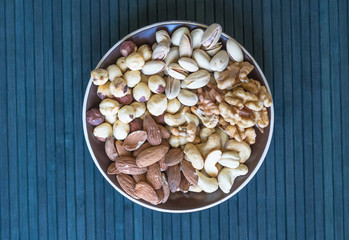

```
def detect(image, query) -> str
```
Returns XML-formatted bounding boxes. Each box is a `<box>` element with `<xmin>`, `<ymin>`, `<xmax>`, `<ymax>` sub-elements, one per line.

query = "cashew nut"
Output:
<box><xmin>184</xmin><ymin>113</ymin><xmax>200</xmax><ymax>126</ymax></box>
<box><xmin>218</xmin><ymin>165</ymin><xmax>248</xmax><ymax>193</ymax></box>
<box><xmin>215</xmin><ymin>127</ymin><xmax>229</xmax><ymax>148</ymax></box>
<box><xmin>225</xmin><ymin>140</ymin><xmax>251</xmax><ymax>163</ymax></box>
<box><xmin>195</xmin><ymin>133</ymin><xmax>221</xmax><ymax>158</ymax></box>
<box><xmin>183</xmin><ymin>143</ymin><xmax>204</xmax><ymax>170</ymax></box>
<box><xmin>218</xmin><ymin>151</ymin><xmax>240</xmax><ymax>168</ymax></box>
<box><xmin>164</xmin><ymin>107</ymin><xmax>190</xmax><ymax>126</ymax></box>
<box><xmin>196</xmin><ymin>170</ymin><xmax>218</xmax><ymax>193</ymax></box>
<box><xmin>199</xmin><ymin>127</ymin><xmax>216</xmax><ymax>143</ymax></box>
<box><xmin>204</xmin><ymin>149</ymin><xmax>222</xmax><ymax>177</ymax></box>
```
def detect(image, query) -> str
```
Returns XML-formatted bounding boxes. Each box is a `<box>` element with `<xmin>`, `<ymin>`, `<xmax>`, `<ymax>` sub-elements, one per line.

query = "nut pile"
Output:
<box><xmin>87</xmin><ymin>23</ymin><xmax>272</xmax><ymax>205</ymax></box>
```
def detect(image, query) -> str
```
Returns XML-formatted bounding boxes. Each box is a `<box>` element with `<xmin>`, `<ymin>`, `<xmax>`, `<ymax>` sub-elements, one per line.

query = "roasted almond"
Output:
<box><xmin>181</xmin><ymin>160</ymin><xmax>198</xmax><ymax>186</ymax></box>
<box><xmin>158</xmin><ymin>124</ymin><xmax>170</xmax><ymax>139</ymax></box>
<box><xmin>164</xmin><ymin>148</ymin><xmax>184</xmax><ymax>166</ymax></box>
<box><xmin>133</xmin><ymin>141</ymin><xmax>152</xmax><ymax>157</ymax></box>
<box><xmin>107</xmin><ymin>162</ymin><xmax>120</xmax><ymax>175</ymax></box>
<box><xmin>123</xmin><ymin>130</ymin><xmax>147</xmax><ymax>151</ymax></box>
<box><xmin>115</xmin><ymin>140</ymin><xmax>132</xmax><ymax>157</ymax></box>
<box><xmin>115</xmin><ymin>157</ymin><xmax>147</xmax><ymax>174</ymax></box>
<box><xmin>156</xmin><ymin>188</ymin><xmax>164</xmax><ymax>204</ymax></box>
<box><xmin>146</xmin><ymin>163</ymin><xmax>162</xmax><ymax>190</ymax></box>
<box><xmin>178</xmin><ymin>172</ymin><xmax>190</xmax><ymax>192</ymax></box>
<box><xmin>153</xmin><ymin>112</ymin><xmax>166</xmax><ymax>125</ymax></box>
<box><xmin>136</xmin><ymin>145</ymin><xmax>169</xmax><ymax>167</ymax></box>
<box><xmin>134</xmin><ymin>181</ymin><xmax>160</xmax><ymax>204</ymax></box>
<box><xmin>166</xmin><ymin>164</ymin><xmax>181</xmax><ymax>193</ymax></box>
<box><xmin>105</xmin><ymin>137</ymin><xmax>118</xmax><ymax>161</ymax></box>
<box><xmin>133</xmin><ymin>174</ymin><xmax>146</xmax><ymax>183</ymax></box>
<box><xmin>161</xmin><ymin>173</ymin><xmax>170</xmax><ymax>203</ymax></box>
<box><xmin>158</xmin><ymin>156</ymin><xmax>169</xmax><ymax>171</ymax></box>
<box><xmin>117</xmin><ymin>174</ymin><xmax>139</xmax><ymax>199</ymax></box>
<box><xmin>143</xmin><ymin>115</ymin><xmax>162</xmax><ymax>145</ymax></box>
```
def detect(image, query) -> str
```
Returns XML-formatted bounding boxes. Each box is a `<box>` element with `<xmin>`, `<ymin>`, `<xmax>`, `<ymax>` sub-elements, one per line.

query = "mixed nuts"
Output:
<box><xmin>87</xmin><ymin>23</ymin><xmax>272</xmax><ymax>205</ymax></box>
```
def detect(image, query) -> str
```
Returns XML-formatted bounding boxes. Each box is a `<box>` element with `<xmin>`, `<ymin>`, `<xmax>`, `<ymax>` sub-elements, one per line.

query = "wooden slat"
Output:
<box><xmin>0</xmin><ymin>0</ymin><xmax>348</xmax><ymax>239</ymax></box>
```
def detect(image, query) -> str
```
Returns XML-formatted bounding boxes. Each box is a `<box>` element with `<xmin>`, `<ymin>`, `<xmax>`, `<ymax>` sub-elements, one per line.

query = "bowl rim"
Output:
<box><xmin>82</xmin><ymin>20</ymin><xmax>274</xmax><ymax>213</ymax></box>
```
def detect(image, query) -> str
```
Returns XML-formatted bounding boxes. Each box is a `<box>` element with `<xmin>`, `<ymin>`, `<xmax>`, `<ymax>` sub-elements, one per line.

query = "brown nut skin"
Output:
<box><xmin>120</xmin><ymin>41</ymin><xmax>137</xmax><ymax>57</ymax></box>
<box><xmin>115</xmin><ymin>92</ymin><xmax>133</xmax><ymax>105</ymax></box>
<box><xmin>153</xmin><ymin>112</ymin><xmax>166</xmax><ymax>125</ymax></box>
<box><xmin>129</xmin><ymin>118</ymin><xmax>143</xmax><ymax>132</ymax></box>
<box><xmin>86</xmin><ymin>108</ymin><xmax>105</xmax><ymax>126</ymax></box>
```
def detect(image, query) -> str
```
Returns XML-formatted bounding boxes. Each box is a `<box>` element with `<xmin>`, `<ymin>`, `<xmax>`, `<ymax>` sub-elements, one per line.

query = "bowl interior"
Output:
<box><xmin>84</xmin><ymin>22</ymin><xmax>273</xmax><ymax>212</ymax></box>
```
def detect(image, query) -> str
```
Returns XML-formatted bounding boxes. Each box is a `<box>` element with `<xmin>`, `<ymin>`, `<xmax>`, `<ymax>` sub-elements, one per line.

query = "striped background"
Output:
<box><xmin>0</xmin><ymin>0</ymin><xmax>348</xmax><ymax>239</ymax></box>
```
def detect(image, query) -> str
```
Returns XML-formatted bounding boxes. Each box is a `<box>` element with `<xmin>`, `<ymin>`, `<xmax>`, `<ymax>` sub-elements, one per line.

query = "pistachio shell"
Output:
<box><xmin>141</xmin><ymin>61</ymin><xmax>166</xmax><ymax>75</ymax></box>
<box><xmin>192</xmin><ymin>49</ymin><xmax>211</xmax><ymax>71</ymax></box>
<box><xmin>184</xmin><ymin>70</ymin><xmax>211</xmax><ymax>89</ymax></box>
<box><xmin>209</xmin><ymin>50</ymin><xmax>229</xmax><ymax>72</ymax></box>
<box><xmin>179</xmin><ymin>33</ymin><xmax>193</xmax><ymax>58</ymax></box>
<box><xmin>191</xmin><ymin>28</ymin><xmax>204</xmax><ymax>49</ymax></box>
<box><xmin>167</xmin><ymin>63</ymin><xmax>188</xmax><ymax>80</ymax></box>
<box><xmin>178</xmin><ymin>57</ymin><xmax>199</xmax><ymax>72</ymax></box>
<box><xmin>201</xmin><ymin>23</ymin><xmax>222</xmax><ymax>50</ymax></box>
<box><xmin>226</xmin><ymin>38</ymin><xmax>244</xmax><ymax>62</ymax></box>
<box><xmin>171</xmin><ymin>27</ymin><xmax>190</xmax><ymax>46</ymax></box>
<box><xmin>206</xmin><ymin>42</ymin><xmax>222</xmax><ymax>57</ymax></box>
<box><xmin>165</xmin><ymin>76</ymin><xmax>181</xmax><ymax>99</ymax></box>
<box><xmin>156</xmin><ymin>30</ymin><xmax>171</xmax><ymax>43</ymax></box>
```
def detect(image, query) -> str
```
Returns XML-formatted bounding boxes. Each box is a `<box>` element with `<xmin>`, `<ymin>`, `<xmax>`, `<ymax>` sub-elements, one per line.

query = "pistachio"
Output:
<box><xmin>165</xmin><ymin>76</ymin><xmax>181</xmax><ymax>99</ymax></box>
<box><xmin>91</xmin><ymin>69</ymin><xmax>108</xmax><ymax>85</ymax></box>
<box><xmin>177</xmin><ymin>89</ymin><xmax>198</xmax><ymax>106</ymax></box>
<box><xmin>179</xmin><ymin>33</ymin><xmax>193</xmax><ymax>58</ymax></box>
<box><xmin>126</xmin><ymin>52</ymin><xmax>145</xmax><ymax>70</ymax></box>
<box><xmin>133</xmin><ymin>82</ymin><xmax>151</xmax><ymax>102</ymax></box>
<box><xmin>191</xmin><ymin>28</ymin><xmax>204</xmax><ymax>49</ymax></box>
<box><xmin>167</xmin><ymin>63</ymin><xmax>188</xmax><ymax>80</ymax></box>
<box><xmin>156</xmin><ymin>30</ymin><xmax>171</xmax><ymax>43</ymax></box>
<box><xmin>184</xmin><ymin>70</ymin><xmax>211</xmax><ymax>89</ymax></box>
<box><xmin>141</xmin><ymin>61</ymin><xmax>166</xmax><ymax>75</ymax></box>
<box><xmin>192</xmin><ymin>49</ymin><xmax>211</xmax><ymax>71</ymax></box>
<box><xmin>152</xmin><ymin>41</ymin><xmax>170</xmax><ymax>60</ymax></box>
<box><xmin>116</xmin><ymin>57</ymin><xmax>128</xmax><ymax>73</ymax></box>
<box><xmin>120</xmin><ymin>41</ymin><xmax>137</xmax><ymax>57</ymax></box>
<box><xmin>171</xmin><ymin>27</ymin><xmax>190</xmax><ymax>46</ymax></box>
<box><xmin>148</xmin><ymin>75</ymin><xmax>166</xmax><ymax>93</ymax></box>
<box><xmin>164</xmin><ymin>47</ymin><xmax>179</xmax><ymax>68</ymax></box>
<box><xmin>206</xmin><ymin>42</ymin><xmax>222</xmax><ymax>57</ymax></box>
<box><xmin>178</xmin><ymin>57</ymin><xmax>199</xmax><ymax>72</ymax></box>
<box><xmin>124</xmin><ymin>70</ymin><xmax>141</xmax><ymax>87</ymax></box>
<box><xmin>201</xmin><ymin>23</ymin><xmax>222</xmax><ymax>50</ymax></box>
<box><xmin>209</xmin><ymin>50</ymin><xmax>229</xmax><ymax>72</ymax></box>
<box><xmin>110</xmin><ymin>78</ymin><xmax>129</xmax><ymax>98</ymax></box>
<box><xmin>152</xmin><ymin>42</ymin><xmax>158</xmax><ymax>51</ymax></box>
<box><xmin>147</xmin><ymin>94</ymin><xmax>168</xmax><ymax>116</ymax></box>
<box><xmin>226</xmin><ymin>38</ymin><xmax>244</xmax><ymax>62</ymax></box>
<box><xmin>137</xmin><ymin>44</ymin><xmax>152</xmax><ymax>62</ymax></box>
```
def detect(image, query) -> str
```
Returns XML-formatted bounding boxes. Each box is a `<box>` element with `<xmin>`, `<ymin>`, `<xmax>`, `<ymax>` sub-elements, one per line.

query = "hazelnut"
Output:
<box><xmin>130</xmin><ymin>102</ymin><xmax>146</xmax><ymax>118</ymax></box>
<box><xmin>110</xmin><ymin>78</ymin><xmax>129</xmax><ymax>98</ymax></box>
<box><xmin>86</xmin><ymin>108</ymin><xmax>105</xmax><ymax>126</ymax></box>
<box><xmin>105</xmin><ymin>114</ymin><xmax>117</xmax><ymax>124</ymax></box>
<box><xmin>93</xmin><ymin>123</ymin><xmax>113</xmax><ymax>141</ymax></box>
<box><xmin>124</xmin><ymin>70</ymin><xmax>141</xmax><ymax>87</ymax></box>
<box><xmin>125</xmin><ymin>52</ymin><xmax>145</xmax><ymax>71</ymax></box>
<box><xmin>147</xmin><ymin>94</ymin><xmax>167</xmax><ymax>116</ymax></box>
<box><xmin>133</xmin><ymin>82</ymin><xmax>151</xmax><ymax>102</ymax></box>
<box><xmin>118</xmin><ymin>106</ymin><xmax>136</xmax><ymax>123</ymax></box>
<box><xmin>148</xmin><ymin>75</ymin><xmax>166</xmax><ymax>93</ymax></box>
<box><xmin>137</xmin><ymin>44</ymin><xmax>152</xmax><ymax>62</ymax></box>
<box><xmin>97</xmin><ymin>81</ymin><xmax>113</xmax><ymax>99</ymax></box>
<box><xmin>99</xmin><ymin>98</ymin><xmax>120</xmax><ymax>116</ymax></box>
<box><xmin>116</xmin><ymin>57</ymin><xmax>128</xmax><ymax>73</ymax></box>
<box><xmin>91</xmin><ymin>69</ymin><xmax>108</xmax><ymax>85</ymax></box>
<box><xmin>115</xmin><ymin>88</ymin><xmax>133</xmax><ymax>105</ymax></box>
<box><xmin>107</xmin><ymin>64</ymin><xmax>123</xmax><ymax>80</ymax></box>
<box><xmin>113</xmin><ymin>120</ymin><xmax>130</xmax><ymax>140</ymax></box>
<box><xmin>166</xmin><ymin>98</ymin><xmax>181</xmax><ymax>114</ymax></box>
<box><xmin>129</xmin><ymin>118</ymin><xmax>143</xmax><ymax>132</ymax></box>
<box><xmin>120</xmin><ymin>41</ymin><xmax>137</xmax><ymax>57</ymax></box>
